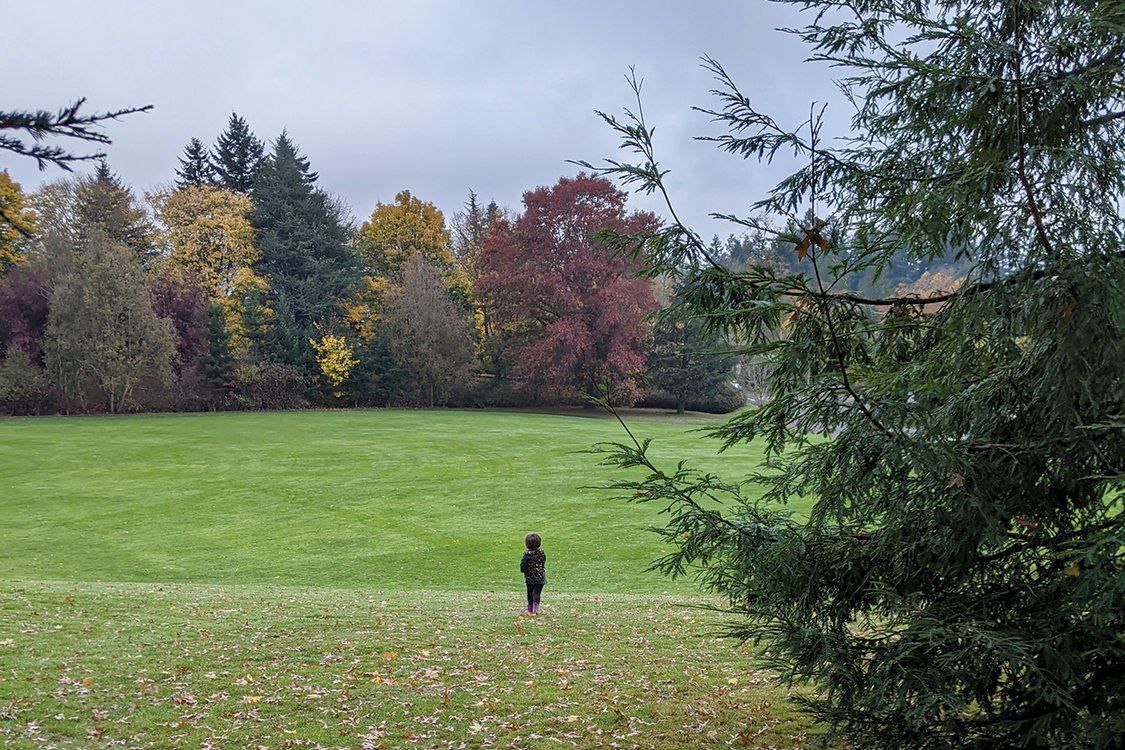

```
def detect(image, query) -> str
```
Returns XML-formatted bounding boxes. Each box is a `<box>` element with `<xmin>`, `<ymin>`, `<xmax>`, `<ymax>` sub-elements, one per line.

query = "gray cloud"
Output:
<box><xmin>3</xmin><ymin>1</ymin><xmax>844</xmax><ymax>237</ymax></box>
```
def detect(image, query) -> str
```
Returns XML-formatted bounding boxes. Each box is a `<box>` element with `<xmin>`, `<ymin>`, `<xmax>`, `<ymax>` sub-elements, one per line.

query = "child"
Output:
<box><xmin>519</xmin><ymin>532</ymin><xmax>546</xmax><ymax>615</ymax></box>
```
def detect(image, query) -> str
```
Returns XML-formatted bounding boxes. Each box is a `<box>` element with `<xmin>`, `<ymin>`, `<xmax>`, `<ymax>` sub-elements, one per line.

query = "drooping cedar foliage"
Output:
<box><xmin>589</xmin><ymin>1</ymin><xmax>1125</xmax><ymax>747</ymax></box>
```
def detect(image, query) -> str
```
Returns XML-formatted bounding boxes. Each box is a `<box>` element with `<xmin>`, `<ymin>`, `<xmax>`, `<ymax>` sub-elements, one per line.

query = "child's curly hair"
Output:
<box><xmin>525</xmin><ymin>533</ymin><xmax>541</xmax><ymax>550</ymax></box>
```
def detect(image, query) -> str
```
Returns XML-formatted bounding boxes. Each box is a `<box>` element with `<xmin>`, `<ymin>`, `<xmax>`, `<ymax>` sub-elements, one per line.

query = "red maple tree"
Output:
<box><xmin>476</xmin><ymin>173</ymin><xmax>658</xmax><ymax>403</ymax></box>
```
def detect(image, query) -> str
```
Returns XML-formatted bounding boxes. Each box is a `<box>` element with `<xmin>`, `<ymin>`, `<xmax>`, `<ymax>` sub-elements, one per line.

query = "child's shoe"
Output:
<box><xmin>532</xmin><ymin>603</ymin><xmax>539</xmax><ymax>615</ymax></box>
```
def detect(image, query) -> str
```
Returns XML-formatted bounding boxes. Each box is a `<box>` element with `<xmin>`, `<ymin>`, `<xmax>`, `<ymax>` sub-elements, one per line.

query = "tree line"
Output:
<box><xmin>0</xmin><ymin>113</ymin><xmax>755</xmax><ymax>415</ymax></box>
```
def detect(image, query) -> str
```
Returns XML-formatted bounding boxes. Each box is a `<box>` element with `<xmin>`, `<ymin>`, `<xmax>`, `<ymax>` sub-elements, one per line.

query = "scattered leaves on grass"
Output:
<box><xmin>0</xmin><ymin>582</ymin><xmax>831</xmax><ymax>749</ymax></box>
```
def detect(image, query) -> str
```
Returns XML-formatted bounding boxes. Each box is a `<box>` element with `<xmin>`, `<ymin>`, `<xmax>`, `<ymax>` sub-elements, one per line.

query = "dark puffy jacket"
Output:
<box><xmin>520</xmin><ymin>549</ymin><xmax>546</xmax><ymax>584</ymax></box>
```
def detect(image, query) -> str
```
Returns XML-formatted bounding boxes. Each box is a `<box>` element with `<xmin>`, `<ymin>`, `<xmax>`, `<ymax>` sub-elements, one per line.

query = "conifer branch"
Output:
<box><xmin>0</xmin><ymin>99</ymin><xmax>152</xmax><ymax>171</ymax></box>
<box><xmin>805</xmin><ymin>104</ymin><xmax>891</xmax><ymax>439</ymax></box>
<box><xmin>1011</xmin><ymin>9</ymin><xmax>1055</xmax><ymax>258</ymax></box>
<box><xmin>594</xmin><ymin>394</ymin><xmax>759</xmax><ymax>543</ymax></box>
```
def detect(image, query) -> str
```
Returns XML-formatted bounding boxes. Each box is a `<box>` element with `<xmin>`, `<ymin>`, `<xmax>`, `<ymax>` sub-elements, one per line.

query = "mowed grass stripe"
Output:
<box><xmin>0</xmin><ymin>409</ymin><xmax>776</xmax><ymax>593</ymax></box>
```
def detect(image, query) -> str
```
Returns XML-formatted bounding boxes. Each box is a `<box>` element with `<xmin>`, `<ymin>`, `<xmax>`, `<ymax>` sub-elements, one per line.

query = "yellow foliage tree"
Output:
<box><xmin>357</xmin><ymin>190</ymin><xmax>454</xmax><ymax>276</ymax></box>
<box><xmin>150</xmin><ymin>186</ymin><xmax>266</xmax><ymax>349</ymax></box>
<box><xmin>310</xmin><ymin>331</ymin><xmax>358</xmax><ymax>396</ymax></box>
<box><xmin>347</xmin><ymin>190</ymin><xmax>473</xmax><ymax>347</ymax></box>
<box><xmin>355</xmin><ymin>190</ymin><xmax>471</xmax><ymax>303</ymax></box>
<box><xmin>0</xmin><ymin>170</ymin><xmax>38</xmax><ymax>272</ymax></box>
<box><xmin>895</xmin><ymin>266</ymin><xmax>965</xmax><ymax>314</ymax></box>
<box><xmin>341</xmin><ymin>274</ymin><xmax>387</xmax><ymax>342</ymax></box>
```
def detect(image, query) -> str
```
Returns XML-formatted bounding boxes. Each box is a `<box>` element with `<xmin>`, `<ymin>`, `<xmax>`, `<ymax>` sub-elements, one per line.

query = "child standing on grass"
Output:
<box><xmin>520</xmin><ymin>532</ymin><xmax>546</xmax><ymax>615</ymax></box>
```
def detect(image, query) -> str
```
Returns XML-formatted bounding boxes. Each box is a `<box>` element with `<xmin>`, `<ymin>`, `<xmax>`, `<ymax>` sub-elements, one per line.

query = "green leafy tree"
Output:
<box><xmin>0</xmin><ymin>347</ymin><xmax>45</xmax><ymax>415</ymax></box>
<box><xmin>588</xmin><ymin>2</ymin><xmax>1125</xmax><ymax>748</ymax></box>
<box><xmin>382</xmin><ymin>256</ymin><xmax>478</xmax><ymax>407</ymax></box>
<box><xmin>42</xmin><ymin>230</ymin><xmax>175</xmax><ymax>413</ymax></box>
<box><xmin>174</xmin><ymin>137</ymin><xmax>215</xmax><ymax>189</ymax></box>
<box><xmin>211</xmin><ymin>113</ymin><xmax>263</xmax><ymax>195</ymax></box>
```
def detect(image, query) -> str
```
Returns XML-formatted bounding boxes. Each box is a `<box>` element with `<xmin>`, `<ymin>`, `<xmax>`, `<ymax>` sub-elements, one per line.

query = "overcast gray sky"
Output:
<box><xmin>3</xmin><ymin>1</ymin><xmax>843</xmax><ymax>238</ymax></box>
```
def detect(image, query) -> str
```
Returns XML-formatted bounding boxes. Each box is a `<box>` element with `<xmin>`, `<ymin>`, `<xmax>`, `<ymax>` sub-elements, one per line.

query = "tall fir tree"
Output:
<box><xmin>589</xmin><ymin>1</ymin><xmax>1125</xmax><ymax>747</ymax></box>
<box><xmin>648</xmin><ymin>301</ymin><xmax>739</xmax><ymax>414</ymax></box>
<box><xmin>174</xmin><ymin>137</ymin><xmax>214</xmax><ymax>190</ymax></box>
<box><xmin>250</xmin><ymin>132</ymin><xmax>357</xmax><ymax>378</ymax></box>
<box><xmin>202</xmin><ymin>301</ymin><xmax>236</xmax><ymax>405</ymax></box>
<box><xmin>452</xmin><ymin>190</ymin><xmax>504</xmax><ymax>281</ymax></box>
<box><xmin>210</xmin><ymin>113</ymin><xmax>263</xmax><ymax>195</ymax></box>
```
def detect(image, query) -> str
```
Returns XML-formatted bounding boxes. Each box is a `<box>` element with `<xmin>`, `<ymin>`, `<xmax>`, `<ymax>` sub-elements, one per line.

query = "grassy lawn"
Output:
<box><xmin>0</xmin><ymin>409</ymin><xmax>829</xmax><ymax>748</ymax></box>
<box><xmin>0</xmin><ymin>581</ymin><xmax>823</xmax><ymax>749</ymax></box>
<box><xmin>0</xmin><ymin>409</ymin><xmax>780</xmax><ymax>592</ymax></box>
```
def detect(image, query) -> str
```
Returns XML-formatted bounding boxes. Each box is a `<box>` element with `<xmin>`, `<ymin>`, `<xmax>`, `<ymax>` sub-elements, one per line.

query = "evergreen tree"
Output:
<box><xmin>721</xmin><ymin>231</ymin><xmax>793</xmax><ymax>275</ymax></box>
<box><xmin>452</xmin><ymin>190</ymin><xmax>504</xmax><ymax>284</ymax></box>
<box><xmin>262</xmin><ymin>290</ymin><xmax>307</xmax><ymax>372</ymax></box>
<box><xmin>344</xmin><ymin>325</ymin><xmax>406</xmax><ymax>407</ymax></box>
<box><xmin>174</xmin><ymin>137</ymin><xmax>214</xmax><ymax>189</ymax></box>
<box><xmin>484</xmin><ymin>200</ymin><xmax>502</xmax><ymax>230</ymax></box>
<box><xmin>250</xmin><ymin>133</ymin><xmax>358</xmax><ymax>377</ymax></box>
<box><xmin>590</xmin><ymin>1</ymin><xmax>1125</xmax><ymax>747</ymax></box>
<box><xmin>203</xmin><ymin>302</ymin><xmax>235</xmax><ymax>405</ymax></box>
<box><xmin>452</xmin><ymin>191</ymin><xmax>484</xmax><ymax>265</ymax></box>
<box><xmin>382</xmin><ymin>256</ymin><xmax>478</xmax><ymax>407</ymax></box>
<box><xmin>73</xmin><ymin>162</ymin><xmax>157</xmax><ymax>267</ymax></box>
<box><xmin>648</xmin><ymin>302</ymin><xmax>739</xmax><ymax>414</ymax></box>
<box><xmin>211</xmin><ymin>113</ymin><xmax>263</xmax><ymax>195</ymax></box>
